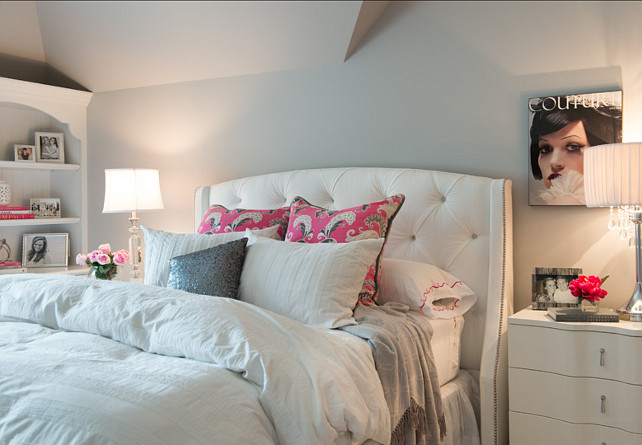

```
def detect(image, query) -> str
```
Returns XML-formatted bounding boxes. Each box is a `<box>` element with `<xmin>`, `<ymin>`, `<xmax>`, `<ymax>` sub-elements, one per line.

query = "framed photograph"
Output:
<box><xmin>14</xmin><ymin>144</ymin><xmax>35</xmax><ymax>162</ymax></box>
<box><xmin>532</xmin><ymin>267</ymin><xmax>583</xmax><ymax>310</ymax></box>
<box><xmin>22</xmin><ymin>233</ymin><xmax>69</xmax><ymax>267</ymax></box>
<box><xmin>528</xmin><ymin>91</ymin><xmax>622</xmax><ymax>205</ymax></box>
<box><xmin>35</xmin><ymin>131</ymin><xmax>65</xmax><ymax>163</ymax></box>
<box><xmin>30</xmin><ymin>198</ymin><xmax>61</xmax><ymax>218</ymax></box>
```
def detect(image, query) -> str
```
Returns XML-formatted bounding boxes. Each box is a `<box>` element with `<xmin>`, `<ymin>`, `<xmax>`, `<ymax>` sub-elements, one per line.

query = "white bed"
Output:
<box><xmin>194</xmin><ymin>167</ymin><xmax>514</xmax><ymax>445</ymax></box>
<box><xmin>0</xmin><ymin>166</ymin><xmax>512</xmax><ymax>445</ymax></box>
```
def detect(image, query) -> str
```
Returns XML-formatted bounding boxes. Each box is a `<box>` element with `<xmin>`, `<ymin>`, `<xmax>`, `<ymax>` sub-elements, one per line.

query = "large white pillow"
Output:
<box><xmin>238</xmin><ymin>233</ymin><xmax>384</xmax><ymax>328</ymax></box>
<box><xmin>142</xmin><ymin>225</ymin><xmax>280</xmax><ymax>287</ymax></box>
<box><xmin>378</xmin><ymin>258</ymin><xmax>477</xmax><ymax>319</ymax></box>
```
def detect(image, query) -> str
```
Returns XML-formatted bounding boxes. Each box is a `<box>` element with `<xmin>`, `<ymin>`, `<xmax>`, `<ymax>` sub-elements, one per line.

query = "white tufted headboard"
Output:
<box><xmin>194</xmin><ymin>167</ymin><xmax>513</xmax><ymax>445</ymax></box>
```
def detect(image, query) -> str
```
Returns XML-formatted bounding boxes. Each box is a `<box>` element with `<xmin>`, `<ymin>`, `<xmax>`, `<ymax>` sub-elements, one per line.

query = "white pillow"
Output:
<box><xmin>378</xmin><ymin>258</ymin><xmax>477</xmax><ymax>319</ymax></box>
<box><xmin>142</xmin><ymin>225</ymin><xmax>280</xmax><ymax>287</ymax></box>
<box><xmin>238</xmin><ymin>233</ymin><xmax>384</xmax><ymax>328</ymax></box>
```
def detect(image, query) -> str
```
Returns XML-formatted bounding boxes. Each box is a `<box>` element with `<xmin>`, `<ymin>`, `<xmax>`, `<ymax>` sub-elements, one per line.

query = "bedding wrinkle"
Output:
<box><xmin>0</xmin><ymin>274</ymin><xmax>390</xmax><ymax>445</ymax></box>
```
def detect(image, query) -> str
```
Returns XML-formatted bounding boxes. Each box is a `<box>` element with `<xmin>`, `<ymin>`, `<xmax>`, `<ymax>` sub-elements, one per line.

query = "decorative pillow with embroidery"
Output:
<box><xmin>285</xmin><ymin>194</ymin><xmax>405</xmax><ymax>305</ymax></box>
<box><xmin>378</xmin><ymin>258</ymin><xmax>477</xmax><ymax>319</ymax></box>
<box><xmin>197</xmin><ymin>205</ymin><xmax>290</xmax><ymax>240</ymax></box>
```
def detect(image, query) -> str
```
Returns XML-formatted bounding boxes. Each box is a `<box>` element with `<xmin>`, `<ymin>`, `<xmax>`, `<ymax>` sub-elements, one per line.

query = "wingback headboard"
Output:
<box><xmin>194</xmin><ymin>167</ymin><xmax>513</xmax><ymax>445</ymax></box>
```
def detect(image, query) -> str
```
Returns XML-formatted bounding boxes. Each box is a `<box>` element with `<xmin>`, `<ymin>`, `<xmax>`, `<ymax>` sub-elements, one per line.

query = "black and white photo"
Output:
<box><xmin>35</xmin><ymin>132</ymin><xmax>65</xmax><ymax>163</ymax></box>
<box><xmin>14</xmin><ymin>144</ymin><xmax>35</xmax><ymax>162</ymax></box>
<box><xmin>532</xmin><ymin>267</ymin><xmax>582</xmax><ymax>310</ymax></box>
<box><xmin>22</xmin><ymin>233</ymin><xmax>69</xmax><ymax>267</ymax></box>
<box><xmin>30</xmin><ymin>198</ymin><xmax>61</xmax><ymax>218</ymax></box>
<box><xmin>528</xmin><ymin>91</ymin><xmax>622</xmax><ymax>205</ymax></box>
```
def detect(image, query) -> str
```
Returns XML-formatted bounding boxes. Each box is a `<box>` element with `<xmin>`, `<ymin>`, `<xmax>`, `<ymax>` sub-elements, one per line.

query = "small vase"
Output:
<box><xmin>580</xmin><ymin>298</ymin><xmax>599</xmax><ymax>313</ymax></box>
<box><xmin>0</xmin><ymin>180</ymin><xmax>10</xmax><ymax>206</ymax></box>
<box><xmin>88</xmin><ymin>265</ymin><xmax>117</xmax><ymax>280</ymax></box>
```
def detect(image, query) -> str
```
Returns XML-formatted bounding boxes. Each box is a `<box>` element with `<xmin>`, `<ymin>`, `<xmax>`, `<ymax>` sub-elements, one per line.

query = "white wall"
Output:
<box><xmin>88</xmin><ymin>1</ymin><xmax>642</xmax><ymax>312</ymax></box>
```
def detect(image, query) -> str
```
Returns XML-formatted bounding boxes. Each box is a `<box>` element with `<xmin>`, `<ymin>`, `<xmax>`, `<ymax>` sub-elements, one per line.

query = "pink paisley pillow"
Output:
<box><xmin>285</xmin><ymin>194</ymin><xmax>405</xmax><ymax>305</ymax></box>
<box><xmin>197</xmin><ymin>205</ymin><xmax>290</xmax><ymax>240</ymax></box>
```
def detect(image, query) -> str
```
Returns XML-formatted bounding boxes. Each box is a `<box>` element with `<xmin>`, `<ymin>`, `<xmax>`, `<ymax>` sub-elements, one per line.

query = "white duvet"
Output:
<box><xmin>0</xmin><ymin>274</ymin><xmax>390</xmax><ymax>445</ymax></box>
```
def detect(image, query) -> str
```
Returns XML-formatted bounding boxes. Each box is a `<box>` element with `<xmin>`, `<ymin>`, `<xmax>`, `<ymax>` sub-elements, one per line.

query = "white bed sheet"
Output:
<box><xmin>440</xmin><ymin>370</ymin><xmax>480</xmax><ymax>445</ymax></box>
<box><xmin>428</xmin><ymin>316</ymin><xmax>464</xmax><ymax>387</ymax></box>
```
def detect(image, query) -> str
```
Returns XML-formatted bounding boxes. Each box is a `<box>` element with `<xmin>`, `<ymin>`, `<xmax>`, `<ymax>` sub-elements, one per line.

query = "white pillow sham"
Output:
<box><xmin>142</xmin><ymin>225</ymin><xmax>280</xmax><ymax>287</ymax></box>
<box><xmin>378</xmin><ymin>258</ymin><xmax>477</xmax><ymax>319</ymax></box>
<box><xmin>238</xmin><ymin>233</ymin><xmax>384</xmax><ymax>328</ymax></box>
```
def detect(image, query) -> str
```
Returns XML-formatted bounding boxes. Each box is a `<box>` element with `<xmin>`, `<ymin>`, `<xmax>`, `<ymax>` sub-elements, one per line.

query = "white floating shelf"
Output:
<box><xmin>0</xmin><ymin>160</ymin><xmax>80</xmax><ymax>171</ymax></box>
<box><xmin>0</xmin><ymin>217</ymin><xmax>80</xmax><ymax>227</ymax></box>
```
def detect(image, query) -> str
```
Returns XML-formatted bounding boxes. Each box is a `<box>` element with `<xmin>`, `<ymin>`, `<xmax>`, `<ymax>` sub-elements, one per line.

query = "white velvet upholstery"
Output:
<box><xmin>194</xmin><ymin>167</ymin><xmax>513</xmax><ymax>445</ymax></box>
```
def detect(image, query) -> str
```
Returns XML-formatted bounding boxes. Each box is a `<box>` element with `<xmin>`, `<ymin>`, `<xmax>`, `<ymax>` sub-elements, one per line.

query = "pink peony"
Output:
<box><xmin>76</xmin><ymin>253</ymin><xmax>88</xmax><ymax>265</ymax></box>
<box><xmin>98</xmin><ymin>243</ymin><xmax>111</xmax><ymax>254</ymax></box>
<box><xmin>569</xmin><ymin>275</ymin><xmax>608</xmax><ymax>303</ymax></box>
<box><xmin>112</xmin><ymin>250</ymin><xmax>130</xmax><ymax>265</ymax></box>
<box><xmin>96</xmin><ymin>253</ymin><xmax>111</xmax><ymax>265</ymax></box>
<box><xmin>88</xmin><ymin>250</ymin><xmax>101</xmax><ymax>263</ymax></box>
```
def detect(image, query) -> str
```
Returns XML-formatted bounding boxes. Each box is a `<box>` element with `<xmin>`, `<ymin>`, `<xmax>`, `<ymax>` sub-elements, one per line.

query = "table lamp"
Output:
<box><xmin>584</xmin><ymin>142</ymin><xmax>642</xmax><ymax>320</ymax></box>
<box><xmin>102</xmin><ymin>168</ymin><xmax>164</xmax><ymax>280</ymax></box>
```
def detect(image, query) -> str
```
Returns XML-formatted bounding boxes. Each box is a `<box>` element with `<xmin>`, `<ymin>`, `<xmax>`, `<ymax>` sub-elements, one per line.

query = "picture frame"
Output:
<box><xmin>14</xmin><ymin>144</ymin><xmax>35</xmax><ymax>162</ymax></box>
<box><xmin>527</xmin><ymin>90</ymin><xmax>622</xmax><ymax>206</ymax></box>
<box><xmin>532</xmin><ymin>267</ymin><xmax>583</xmax><ymax>310</ymax></box>
<box><xmin>35</xmin><ymin>131</ymin><xmax>64</xmax><ymax>163</ymax></box>
<box><xmin>22</xmin><ymin>233</ymin><xmax>69</xmax><ymax>268</ymax></box>
<box><xmin>30</xmin><ymin>198</ymin><xmax>61</xmax><ymax>218</ymax></box>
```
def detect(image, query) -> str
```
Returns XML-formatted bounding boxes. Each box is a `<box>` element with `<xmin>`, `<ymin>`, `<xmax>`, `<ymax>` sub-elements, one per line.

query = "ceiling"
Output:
<box><xmin>0</xmin><ymin>1</ymin><xmax>390</xmax><ymax>93</ymax></box>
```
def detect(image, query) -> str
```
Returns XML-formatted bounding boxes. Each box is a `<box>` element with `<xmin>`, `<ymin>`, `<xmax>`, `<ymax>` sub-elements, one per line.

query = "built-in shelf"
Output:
<box><xmin>0</xmin><ymin>217</ymin><xmax>80</xmax><ymax>227</ymax></box>
<box><xmin>0</xmin><ymin>160</ymin><xmax>79</xmax><ymax>171</ymax></box>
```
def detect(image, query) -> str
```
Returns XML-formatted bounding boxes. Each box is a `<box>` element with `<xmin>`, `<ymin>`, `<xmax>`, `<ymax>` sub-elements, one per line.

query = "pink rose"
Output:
<box><xmin>96</xmin><ymin>253</ymin><xmax>111</xmax><ymax>265</ymax></box>
<box><xmin>88</xmin><ymin>250</ymin><xmax>101</xmax><ymax>263</ymax></box>
<box><xmin>76</xmin><ymin>253</ymin><xmax>88</xmax><ymax>265</ymax></box>
<box><xmin>113</xmin><ymin>250</ymin><xmax>129</xmax><ymax>265</ymax></box>
<box><xmin>569</xmin><ymin>275</ymin><xmax>608</xmax><ymax>303</ymax></box>
<box><xmin>98</xmin><ymin>243</ymin><xmax>111</xmax><ymax>254</ymax></box>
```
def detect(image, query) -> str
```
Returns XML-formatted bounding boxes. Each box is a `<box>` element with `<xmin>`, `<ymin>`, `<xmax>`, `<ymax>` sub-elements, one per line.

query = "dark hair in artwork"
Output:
<box><xmin>529</xmin><ymin>101</ymin><xmax>622</xmax><ymax>179</ymax></box>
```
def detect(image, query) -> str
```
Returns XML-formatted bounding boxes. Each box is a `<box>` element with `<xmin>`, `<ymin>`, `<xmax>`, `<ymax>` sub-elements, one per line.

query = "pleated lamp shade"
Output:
<box><xmin>103</xmin><ymin>169</ymin><xmax>164</xmax><ymax>213</ymax></box>
<box><xmin>584</xmin><ymin>142</ymin><xmax>642</xmax><ymax>207</ymax></box>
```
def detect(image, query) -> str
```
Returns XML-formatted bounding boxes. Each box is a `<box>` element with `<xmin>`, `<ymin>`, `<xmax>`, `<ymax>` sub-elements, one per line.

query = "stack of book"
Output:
<box><xmin>0</xmin><ymin>206</ymin><xmax>35</xmax><ymax>220</ymax></box>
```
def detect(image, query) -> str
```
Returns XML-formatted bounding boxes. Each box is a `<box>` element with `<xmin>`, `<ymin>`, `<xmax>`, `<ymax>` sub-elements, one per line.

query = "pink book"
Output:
<box><xmin>0</xmin><ymin>206</ymin><xmax>29</xmax><ymax>211</ymax></box>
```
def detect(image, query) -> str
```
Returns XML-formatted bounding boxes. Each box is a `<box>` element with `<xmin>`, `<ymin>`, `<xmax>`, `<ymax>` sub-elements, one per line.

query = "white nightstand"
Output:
<box><xmin>508</xmin><ymin>307</ymin><xmax>642</xmax><ymax>444</ymax></box>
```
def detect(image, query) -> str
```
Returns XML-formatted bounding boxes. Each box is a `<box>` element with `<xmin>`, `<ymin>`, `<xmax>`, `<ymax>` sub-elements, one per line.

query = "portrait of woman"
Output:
<box><xmin>25</xmin><ymin>236</ymin><xmax>51</xmax><ymax>266</ymax></box>
<box><xmin>22</xmin><ymin>233</ymin><xmax>69</xmax><ymax>267</ymax></box>
<box><xmin>528</xmin><ymin>91</ymin><xmax>622</xmax><ymax>205</ymax></box>
<box><xmin>35</xmin><ymin>132</ymin><xmax>65</xmax><ymax>163</ymax></box>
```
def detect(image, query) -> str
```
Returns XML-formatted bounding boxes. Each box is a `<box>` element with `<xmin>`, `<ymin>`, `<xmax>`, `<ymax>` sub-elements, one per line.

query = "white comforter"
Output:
<box><xmin>0</xmin><ymin>274</ymin><xmax>390</xmax><ymax>445</ymax></box>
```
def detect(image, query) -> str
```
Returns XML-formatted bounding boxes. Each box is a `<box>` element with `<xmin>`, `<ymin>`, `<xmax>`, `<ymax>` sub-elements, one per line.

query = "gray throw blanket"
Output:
<box><xmin>341</xmin><ymin>303</ymin><xmax>446</xmax><ymax>445</ymax></box>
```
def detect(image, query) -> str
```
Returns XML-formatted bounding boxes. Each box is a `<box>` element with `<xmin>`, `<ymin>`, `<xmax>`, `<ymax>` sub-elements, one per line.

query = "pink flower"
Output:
<box><xmin>76</xmin><ymin>253</ymin><xmax>88</xmax><ymax>265</ymax></box>
<box><xmin>569</xmin><ymin>275</ymin><xmax>608</xmax><ymax>303</ymax></box>
<box><xmin>96</xmin><ymin>253</ymin><xmax>111</xmax><ymax>265</ymax></box>
<box><xmin>88</xmin><ymin>250</ymin><xmax>101</xmax><ymax>263</ymax></box>
<box><xmin>98</xmin><ymin>243</ymin><xmax>111</xmax><ymax>254</ymax></box>
<box><xmin>113</xmin><ymin>250</ymin><xmax>129</xmax><ymax>265</ymax></box>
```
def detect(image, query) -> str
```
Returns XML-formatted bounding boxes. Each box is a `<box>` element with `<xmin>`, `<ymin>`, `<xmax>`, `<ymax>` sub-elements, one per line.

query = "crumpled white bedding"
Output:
<box><xmin>0</xmin><ymin>274</ymin><xmax>390</xmax><ymax>445</ymax></box>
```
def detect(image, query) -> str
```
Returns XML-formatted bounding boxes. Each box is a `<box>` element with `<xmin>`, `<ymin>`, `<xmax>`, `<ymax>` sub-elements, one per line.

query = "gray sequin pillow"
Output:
<box><xmin>167</xmin><ymin>238</ymin><xmax>248</xmax><ymax>299</ymax></box>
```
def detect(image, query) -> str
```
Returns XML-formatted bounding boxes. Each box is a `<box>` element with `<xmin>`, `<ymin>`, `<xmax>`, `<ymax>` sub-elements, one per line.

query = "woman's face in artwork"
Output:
<box><xmin>537</xmin><ymin>120</ymin><xmax>589</xmax><ymax>188</ymax></box>
<box><xmin>33</xmin><ymin>239</ymin><xmax>45</xmax><ymax>252</ymax></box>
<box><xmin>544</xmin><ymin>279</ymin><xmax>556</xmax><ymax>296</ymax></box>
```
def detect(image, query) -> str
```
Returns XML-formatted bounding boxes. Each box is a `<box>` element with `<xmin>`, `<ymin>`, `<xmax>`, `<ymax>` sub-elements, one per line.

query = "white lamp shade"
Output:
<box><xmin>103</xmin><ymin>168</ymin><xmax>164</xmax><ymax>213</ymax></box>
<box><xmin>584</xmin><ymin>142</ymin><xmax>642</xmax><ymax>208</ymax></box>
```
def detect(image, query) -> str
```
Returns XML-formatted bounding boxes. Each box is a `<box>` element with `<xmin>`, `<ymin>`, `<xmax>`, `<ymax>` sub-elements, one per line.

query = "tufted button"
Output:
<box><xmin>471</xmin><ymin>234</ymin><xmax>478</xmax><ymax>239</ymax></box>
<box><xmin>410</xmin><ymin>235</ymin><xmax>416</xmax><ymax>241</ymax></box>
<box><xmin>441</xmin><ymin>196</ymin><xmax>446</xmax><ymax>202</ymax></box>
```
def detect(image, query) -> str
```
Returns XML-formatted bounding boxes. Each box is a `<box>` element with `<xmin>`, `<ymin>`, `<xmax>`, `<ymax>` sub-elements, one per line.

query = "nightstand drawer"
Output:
<box><xmin>510</xmin><ymin>368</ymin><xmax>642</xmax><ymax>433</ymax></box>
<box><xmin>510</xmin><ymin>411</ymin><xmax>642</xmax><ymax>445</ymax></box>
<box><xmin>509</xmin><ymin>324</ymin><xmax>642</xmax><ymax>384</ymax></box>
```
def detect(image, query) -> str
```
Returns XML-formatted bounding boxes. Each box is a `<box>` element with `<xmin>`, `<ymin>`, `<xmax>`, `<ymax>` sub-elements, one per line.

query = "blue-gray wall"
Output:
<box><xmin>88</xmin><ymin>1</ymin><xmax>642</xmax><ymax>311</ymax></box>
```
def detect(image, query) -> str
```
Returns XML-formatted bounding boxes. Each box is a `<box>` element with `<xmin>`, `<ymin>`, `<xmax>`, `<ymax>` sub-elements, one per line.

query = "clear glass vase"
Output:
<box><xmin>580</xmin><ymin>298</ymin><xmax>599</xmax><ymax>313</ymax></box>
<box><xmin>88</xmin><ymin>265</ymin><xmax>117</xmax><ymax>280</ymax></box>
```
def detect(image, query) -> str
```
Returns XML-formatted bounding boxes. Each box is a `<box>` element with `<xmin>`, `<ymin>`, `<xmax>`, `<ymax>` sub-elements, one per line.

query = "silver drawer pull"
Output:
<box><xmin>600</xmin><ymin>348</ymin><xmax>605</xmax><ymax>366</ymax></box>
<box><xmin>601</xmin><ymin>395</ymin><xmax>606</xmax><ymax>413</ymax></box>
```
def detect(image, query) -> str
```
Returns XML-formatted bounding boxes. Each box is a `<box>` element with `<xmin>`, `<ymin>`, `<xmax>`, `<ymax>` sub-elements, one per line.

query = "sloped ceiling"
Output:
<box><xmin>0</xmin><ymin>1</ymin><xmax>390</xmax><ymax>93</ymax></box>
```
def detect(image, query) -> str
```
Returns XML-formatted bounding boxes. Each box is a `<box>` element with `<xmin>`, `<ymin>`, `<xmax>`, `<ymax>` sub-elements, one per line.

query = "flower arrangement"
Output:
<box><xmin>569</xmin><ymin>274</ymin><xmax>609</xmax><ymax>308</ymax></box>
<box><xmin>76</xmin><ymin>243</ymin><xmax>130</xmax><ymax>280</ymax></box>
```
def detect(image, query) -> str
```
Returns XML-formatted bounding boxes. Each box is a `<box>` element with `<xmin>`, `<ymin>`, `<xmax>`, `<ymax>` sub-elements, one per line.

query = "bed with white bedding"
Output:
<box><xmin>0</xmin><ymin>167</ymin><xmax>512</xmax><ymax>445</ymax></box>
